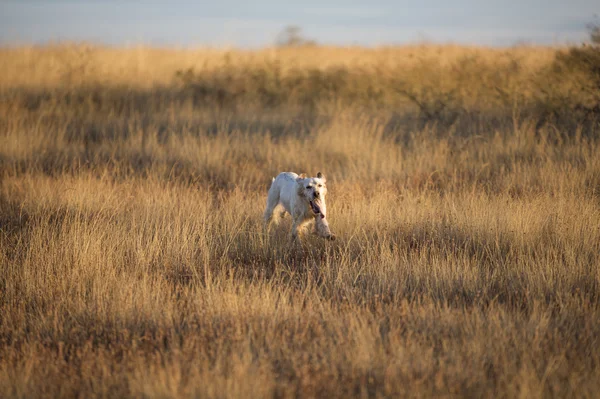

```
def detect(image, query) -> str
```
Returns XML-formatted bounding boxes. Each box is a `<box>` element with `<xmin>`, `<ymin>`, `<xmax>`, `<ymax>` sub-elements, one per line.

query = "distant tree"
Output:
<box><xmin>276</xmin><ymin>25</ymin><xmax>316</xmax><ymax>47</ymax></box>
<box><xmin>588</xmin><ymin>22</ymin><xmax>600</xmax><ymax>46</ymax></box>
<box><xmin>545</xmin><ymin>17</ymin><xmax>600</xmax><ymax>117</ymax></box>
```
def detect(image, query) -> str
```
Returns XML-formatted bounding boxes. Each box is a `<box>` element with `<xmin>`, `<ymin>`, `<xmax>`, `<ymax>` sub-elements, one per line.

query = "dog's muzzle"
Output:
<box><xmin>309</xmin><ymin>199</ymin><xmax>325</xmax><ymax>219</ymax></box>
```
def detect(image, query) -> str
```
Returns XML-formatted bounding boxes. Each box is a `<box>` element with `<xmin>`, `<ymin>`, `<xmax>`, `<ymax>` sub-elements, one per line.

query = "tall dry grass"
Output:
<box><xmin>1</xmin><ymin>44</ymin><xmax>600</xmax><ymax>398</ymax></box>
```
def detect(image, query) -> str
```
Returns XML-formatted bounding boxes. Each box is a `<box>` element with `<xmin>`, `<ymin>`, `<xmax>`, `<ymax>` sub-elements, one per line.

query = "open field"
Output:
<box><xmin>1</xmin><ymin>44</ymin><xmax>600</xmax><ymax>398</ymax></box>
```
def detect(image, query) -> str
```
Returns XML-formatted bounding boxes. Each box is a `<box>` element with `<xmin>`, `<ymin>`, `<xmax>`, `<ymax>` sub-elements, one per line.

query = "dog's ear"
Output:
<box><xmin>316</xmin><ymin>172</ymin><xmax>326</xmax><ymax>182</ymax></box>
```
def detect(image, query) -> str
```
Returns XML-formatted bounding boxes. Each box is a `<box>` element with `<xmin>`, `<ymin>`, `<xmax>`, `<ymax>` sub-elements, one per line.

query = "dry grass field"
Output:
<box><xmin>1</xmin><ymin>43</ymin><xmax>600</xmax><ymax>398</ymax></box>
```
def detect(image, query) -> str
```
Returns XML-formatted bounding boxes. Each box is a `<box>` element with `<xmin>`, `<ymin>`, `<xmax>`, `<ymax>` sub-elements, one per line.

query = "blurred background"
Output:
<box><xmin>1</xmin><ymin>0</ymin><xmax>597</xmax><ymax>47</ymax></box>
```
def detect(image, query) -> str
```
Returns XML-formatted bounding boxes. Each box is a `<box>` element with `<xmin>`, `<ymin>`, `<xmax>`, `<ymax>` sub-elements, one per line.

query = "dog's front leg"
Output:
<box><xmin>314</xmin><ymin>216</ymin><xmax>336</xmax><ymax>240</ymax></box>
<box><xmin>290</xmin><ymin>217</ymin><xmax>301</xmax><ymax>241</ymax></box>
<box><xmin>290</xmin><ymin>210</ymin><xmax>309</xmax><ymax>241</ymax></box>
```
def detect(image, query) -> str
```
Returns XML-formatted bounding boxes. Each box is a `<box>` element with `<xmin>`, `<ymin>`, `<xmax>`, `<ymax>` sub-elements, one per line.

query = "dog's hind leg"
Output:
<box><xmin>263</xmin><ymin>184</ymin><xmax>280</xmax><ymax>227</ymax></box>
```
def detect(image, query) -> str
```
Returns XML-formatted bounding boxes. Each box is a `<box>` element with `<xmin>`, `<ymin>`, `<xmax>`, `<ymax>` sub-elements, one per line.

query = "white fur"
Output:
<box><xmin>264</xmin><ymin>172</ymin><xmax>335</xmax><ymax>241</ymax></box>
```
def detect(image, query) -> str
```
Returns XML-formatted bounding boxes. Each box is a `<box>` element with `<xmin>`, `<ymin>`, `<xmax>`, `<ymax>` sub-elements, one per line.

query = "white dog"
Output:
<box><xmin>264</xmin><ymin>172</ymin><xmax>335</xmax><ymax>241</ymax></box>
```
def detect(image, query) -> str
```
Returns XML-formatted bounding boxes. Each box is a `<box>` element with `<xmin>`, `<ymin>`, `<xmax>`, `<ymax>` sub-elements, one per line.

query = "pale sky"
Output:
<box><xmin>0</xmin><ymin>1</ymin><xmax>598</xmax><ymax>47</ymax></box>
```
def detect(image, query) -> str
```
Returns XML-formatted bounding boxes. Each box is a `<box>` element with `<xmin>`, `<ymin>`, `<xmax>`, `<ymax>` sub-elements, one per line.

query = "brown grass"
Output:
<box><xmin>1</xmin><ymin>44</ymin><xmax>599</xmax><ymax>398</ymax></box>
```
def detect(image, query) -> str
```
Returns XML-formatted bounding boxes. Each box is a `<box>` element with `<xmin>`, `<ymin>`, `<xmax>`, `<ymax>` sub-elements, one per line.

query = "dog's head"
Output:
<box><xmin>296</xmin><ymin>172</ymin><xmax>328</xmax><ymax>217</ymax></box>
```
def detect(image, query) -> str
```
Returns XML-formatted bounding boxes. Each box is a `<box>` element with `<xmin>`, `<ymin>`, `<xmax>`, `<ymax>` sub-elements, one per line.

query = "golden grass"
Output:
<box><xmin>0</xmin><ymin>44</ymin><xmax>556</xmax><ymax>89</ymax></box>
<box><xmin>0</xmin><ymin>44</ymin><xmax>599</xmax><ymax>398</ymax></box>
